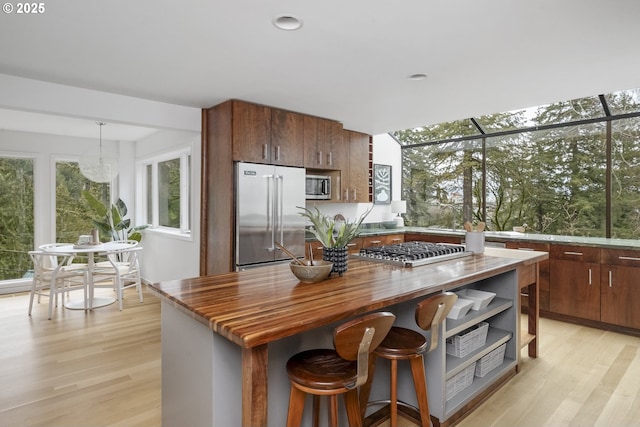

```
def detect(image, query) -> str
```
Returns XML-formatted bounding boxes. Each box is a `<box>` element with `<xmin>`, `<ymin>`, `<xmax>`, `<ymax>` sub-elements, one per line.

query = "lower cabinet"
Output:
<box><xmin>549</xmin><ymin>245</ymin><xmax>601</xmax><ymax>321</ymax></box>
<box><xmin>600</xmin><ymin>249</ymin><xmax>640</xmax><ymax>329</ymax></box>
<box><xmin>404</xmin><ymin>233</ymin><xmax>463</xmax><ymax>245</ymax></box>
<box><xmin>361</xmin><ymin>234</ymin><xmax>404</xmax><ymax>248</ymax></box>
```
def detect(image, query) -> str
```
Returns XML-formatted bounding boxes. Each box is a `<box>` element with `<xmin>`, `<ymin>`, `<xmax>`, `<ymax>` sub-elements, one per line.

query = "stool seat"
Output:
<box><xmin>376</xmin><ymin>327</ymin><xmax>427</xmax><ymax>358</ymax></box>
<box><xmin>285</xmin><ymin>311</ymin><xmax>396</xmax><ymax>427</ymax></box>
<box><xmin>287</xmin><ymin>349</ymin><xmax>357</xmax><ymax>391</ymax></box>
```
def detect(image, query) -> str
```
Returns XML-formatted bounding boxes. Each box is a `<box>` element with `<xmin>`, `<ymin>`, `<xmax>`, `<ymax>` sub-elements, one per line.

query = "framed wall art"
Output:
<box><xmin>373</xmin><ymin>164</ymin><xmax>392</xmax><ymax>204</ymax></box>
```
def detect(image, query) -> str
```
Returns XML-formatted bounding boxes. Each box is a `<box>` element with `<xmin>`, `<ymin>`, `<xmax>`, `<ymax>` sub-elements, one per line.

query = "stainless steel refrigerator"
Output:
<box><xmin>235</xmin><ymin>162</ymin><xmax>306</xmax><ymax>270</ymax></box>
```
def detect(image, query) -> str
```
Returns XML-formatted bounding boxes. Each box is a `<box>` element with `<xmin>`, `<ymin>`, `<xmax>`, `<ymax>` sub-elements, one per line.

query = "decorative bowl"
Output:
<box><xmin>381</xmin><ymin>220</ymin><xmax>398</xmax><ymax>229</ymax></box>
<box><xmin>290</xmin><ymin>260</ymin><xmax>333</xmax><ymax>283</ymax></box>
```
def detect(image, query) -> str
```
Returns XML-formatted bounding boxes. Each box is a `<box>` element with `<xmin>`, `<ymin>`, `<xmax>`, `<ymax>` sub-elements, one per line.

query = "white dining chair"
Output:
<box><xmin>93</xmin><ymin>241</ymin><xmax>143</xmax><ymax>310</ymax></box>
<box><xmin>28</xmin><ymin>248</ymin><xmax>88</xmax><ymax>319</ymax></box>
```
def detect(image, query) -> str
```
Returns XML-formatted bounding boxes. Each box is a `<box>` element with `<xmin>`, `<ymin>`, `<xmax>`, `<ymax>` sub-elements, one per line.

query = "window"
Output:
<box><xmin>55</xmin><ymin>160</ymin><xmax>111</xmax><ymax>243</ymax></box>
<box><xmin>141</xmin><ymin>149</ymin><xmax>190</xmax><ymax>234</ymax></box>
<box><xmin>0</xmin><ymin>156</ymin><xmax>34</xmax><ymax>280</ymax></box>
<box><xmin>396</xmin><ymin>87</ymin><xmax>640</xmax><ymax>239</ymax></box>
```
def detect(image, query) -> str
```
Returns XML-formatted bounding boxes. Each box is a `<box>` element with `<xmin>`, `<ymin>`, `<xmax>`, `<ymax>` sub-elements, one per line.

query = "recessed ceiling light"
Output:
<box><xmin>273</xmin><ymin>15</ymin><xmax>303</xmax><ymax>31</ymax></box>
<box><xmin>408</xmin><ymin>74</ymin><xmax>428</xmax><ymax>81</ymax></box>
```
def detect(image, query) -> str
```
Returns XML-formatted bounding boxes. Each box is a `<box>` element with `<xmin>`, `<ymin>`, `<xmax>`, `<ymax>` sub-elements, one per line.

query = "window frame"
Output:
<box><xmin>138</xmin><ymin>147</ymin><xmax>191</xmax><ymax>236</ymax></box>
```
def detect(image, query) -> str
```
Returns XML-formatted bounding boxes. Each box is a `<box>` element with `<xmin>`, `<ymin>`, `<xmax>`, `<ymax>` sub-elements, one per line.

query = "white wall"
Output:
<box><xmin>309</xmin><ymin>133</ymin><xmax>402</xmax><ymax>224</ymax></box>
<box><xmin>135</xmin><ymin>130</ymin><xmax>201</xmax><ymax>283</ymax></box>
<box><xmin>0</xmin><ymin>75</ymin><xmax>202</xmax><ymax>292</ymax></box>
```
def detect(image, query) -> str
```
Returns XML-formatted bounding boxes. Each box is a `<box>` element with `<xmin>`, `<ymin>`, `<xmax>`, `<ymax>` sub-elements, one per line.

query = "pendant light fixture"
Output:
<box><xmin>79</xmin><ymin>121</ymin><xmax>119</xmax><ymax>183</ymax></box>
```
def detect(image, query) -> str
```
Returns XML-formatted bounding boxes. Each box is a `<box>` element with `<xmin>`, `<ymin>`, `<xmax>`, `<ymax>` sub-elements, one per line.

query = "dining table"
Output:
<box><xmin>41</xmin><ymin>240</ymin><xmax>137</xmax><ymax>310</ymax></box>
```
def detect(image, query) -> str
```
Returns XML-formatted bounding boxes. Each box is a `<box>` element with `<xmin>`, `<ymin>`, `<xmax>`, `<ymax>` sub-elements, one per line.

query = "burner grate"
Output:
<box><xmin>352</xmin><ymin>241</ymin><xmax>472</xmax><ymax>267</ymax></box>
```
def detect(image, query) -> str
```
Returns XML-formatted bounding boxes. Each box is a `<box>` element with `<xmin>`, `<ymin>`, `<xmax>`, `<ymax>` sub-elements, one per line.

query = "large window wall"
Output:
<box><xmin>396</xmin><ymin>88</ymin><xmax>640</xmax><ymax>238</ymax></box>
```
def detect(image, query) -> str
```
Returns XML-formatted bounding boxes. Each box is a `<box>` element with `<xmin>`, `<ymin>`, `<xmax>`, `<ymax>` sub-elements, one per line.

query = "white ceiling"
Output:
<box><xmin>0</xmin><ymin>108</ymin><xmax>158</xmax><ymax>141</ymax></box>
<box><xmin>1</xmin><ymin>0</ymin><xmax>640</xmax><ymax>137</ymax></box>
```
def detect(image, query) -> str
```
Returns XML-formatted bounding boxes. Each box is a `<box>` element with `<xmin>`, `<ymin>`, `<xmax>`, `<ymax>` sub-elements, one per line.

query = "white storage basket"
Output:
<box><xmin>446</xmin><ymin>362</ymin><xmax>476</xmax><ymax>401</ymax></box>
<box><xmin>475</xmin><ymin>343</ymin><xmax>506</xmax><ymax>377</ymax></box>
<box><xmin>446</xmin><ymin>322</ymin><xmax>489</xmax><ymax>358</ymax></box>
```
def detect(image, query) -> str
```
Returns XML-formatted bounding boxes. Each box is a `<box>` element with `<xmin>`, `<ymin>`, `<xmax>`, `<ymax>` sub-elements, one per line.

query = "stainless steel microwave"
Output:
<box><xmin>305</xmin><ymin>174</ymin><xmax>331</xmax><ymax>200</ymax></box>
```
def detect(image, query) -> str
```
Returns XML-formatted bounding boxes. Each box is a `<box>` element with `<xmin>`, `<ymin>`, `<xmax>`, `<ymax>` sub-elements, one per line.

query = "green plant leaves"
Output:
<box><xmin>298</xmin><ymin>206</ymin><xmax>372</xmax><ymax>248</ymax></box>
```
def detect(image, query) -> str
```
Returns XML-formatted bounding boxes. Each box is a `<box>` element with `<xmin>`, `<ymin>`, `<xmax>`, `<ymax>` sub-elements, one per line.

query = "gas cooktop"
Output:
<box><xmin>350</xmin><ymin>241</ymin><xmax>473</xmax><ymax>267</ymax></box>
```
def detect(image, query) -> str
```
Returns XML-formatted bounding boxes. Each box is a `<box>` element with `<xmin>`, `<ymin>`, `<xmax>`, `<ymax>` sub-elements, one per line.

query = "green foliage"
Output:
<box><xmin>55</xmin><ymin>161</ymin><xmax>109</xmax><ymax>243</ymax></box>
<box><xmin>299</xmin><ymin>206</ymin><xmax>372</xmax><ymax>248</ymax></box>
<box><xmin>82</xmin><ymin>191</ymin><xmax>148</xmax><ymax>242</ymax></box>
<box><xmin>396</xmin><ymin>93</ymin><xmax>640</xmax><ymax>238</ymax></box>
<box><xmin>0</xmin><ymin>158</ymin><xmax>34</xmax><ymax>280</ymax></box>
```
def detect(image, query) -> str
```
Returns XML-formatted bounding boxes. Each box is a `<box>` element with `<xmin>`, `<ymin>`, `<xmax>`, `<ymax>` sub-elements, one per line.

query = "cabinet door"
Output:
<box><xmin>232</xmin><ymin>101</ymin><xmax>272</xmax><ymax>163</ymax></box>
<box><xmin>271</xmin><ymin>109</ymin><xmax>304</xmax><ymax>166</ymax></box>
<box><xmin>303</xmin><ymin>115</ymin><xmax>320</xmax><ymax>168</ymax></box>
<box><xmin>600</xmin><ymin>248</ymin><xmax>640</xmax><ymax>329</ymax></box>
<box><xmin>600</xmin><ymin>265</ymin><xmax>640</xmax><ymax>328</ymax></box>
<box><xmin>325</xmin><ymin>120</ymin><xmax>345</xmax><ymax>170</ymax></box>
<box><xmin>404</xmin><ymin>233</ymin><xmax>463</xmax><ymax>244</ymax></box>
<box><xmin>550</xmin><ymin>259</ymin><xmax>600</xmax><ymax>320</ymax></box>
<box><xmin>361</xmin><ymin>234</ymin><xmax>404</xmax><ymax>248</ymax></box>
<box><xmin>304</xmin><ymin>117</ymin><xmax>344</xmax><ymax>170</ymax></box>
<box><xmin>346</xmin><ymin>237</ymin><xmax>363</xmax><ymax>254</ymax></box>
<box><xmin>343</xmin><ymin>130</ymin><xmax>370</xmax><ymax>203</ymax></box>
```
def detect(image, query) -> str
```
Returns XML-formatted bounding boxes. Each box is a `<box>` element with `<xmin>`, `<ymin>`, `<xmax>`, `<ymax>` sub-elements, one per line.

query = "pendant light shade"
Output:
<box><xmin>79</xmin><ymin>122</ymin><xmax>119</xmax><ymax>183</ymax></box>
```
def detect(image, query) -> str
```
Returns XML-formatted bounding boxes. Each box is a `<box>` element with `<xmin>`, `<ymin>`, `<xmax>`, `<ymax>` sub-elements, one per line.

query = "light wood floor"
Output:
<box><xmin>2</xmin><ymin>288</ymin><xmax>640</xmax><ymax>427</ymax></box>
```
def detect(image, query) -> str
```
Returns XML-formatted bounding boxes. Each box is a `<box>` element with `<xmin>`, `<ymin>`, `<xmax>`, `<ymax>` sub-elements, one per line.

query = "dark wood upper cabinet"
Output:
<box><xmin>271</xmin><ymin>108</ymin><xmax>304</xmax><ymax>166</ymax></box>
<box><xmin>231</xmin><ymin>102</ymin><xmax>304</xmax><ymax>166</ymax></box>
<box><xmin>304</xmin><ymin>116</ymin><xmax>344</xmax><ymax>170</ymax></box>
<box><xmin>342</xmin><ymin>130</ymin><xmax>371</xmax><ymax>203</ymax></box>
<box><xmin>232</xmin><ymin>101</ymin><xmax>272</xmax><ymax>163</ymax></box>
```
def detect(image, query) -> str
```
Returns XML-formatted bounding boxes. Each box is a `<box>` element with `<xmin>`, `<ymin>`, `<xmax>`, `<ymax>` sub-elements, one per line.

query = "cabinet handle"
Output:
<box><xmin>275</xmin><ymin>145</ymin><xmax>281</xmax><ymax>161</ymax></box>
<box><xmin>262</xmin><ymin>144</ymin><xmax>268</xmax><ymax>160</ymax></box>
<box><xmin>343</xmin><ymin>189</ymin><xmax>349</xmax><ymax>201</ymax></box>
<box><xmin>370</xmin><ymin>240</ymin><xmax>382</xmax><ymax>244</ymax></box>
<box><xmin>618</xmin><ymin>256</ymin><xmax>640</xmax><ymax>261</ymax></box>
<box><xmin>392</xmin><ymin>238</ymin><xmax>402</xmax><ymax>242</ymax></box>
<box><xmin>609</xmin><ymin>270</ymin><xmax>613</xmax><ymax>287</ymax></box>
<box><xmin>564</xmin><ymin>251</ymin><xmax>583</xmax><ymax>256</ymax></box>
<box><xmin>346</xmin><ymin>243</ymin><xmax>357</xmax><ymax>247</ymax></box>
<box><xmin>352</xmin><ymin>189</ymin><xmax>357</xmax><ymax>200</ymax></box>
<box><xmin>588</xmin><ymin>268</ymin><xmax>592</xmax><ymax>285</ymax></box>
<box><xmin>328</xmin><ymin>151</ymin><xmax>333</xmax><ymax>166</ymax></box>
<box><xmin>317</xmin><ymin>151</ymin><xmax>322</xmax><ymax>165</ymax></box>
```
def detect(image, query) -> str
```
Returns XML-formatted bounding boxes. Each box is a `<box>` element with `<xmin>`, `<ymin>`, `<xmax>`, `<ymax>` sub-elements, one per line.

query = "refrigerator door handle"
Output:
<box><xmin>266</xmin><ymin>174</ymin><xmax>276</xmax><ymax>252</ymax></box>
<box><xmin>276</xmin><ymin>174</ymin><xmax>284</xmax><ymax>247</ymax></box>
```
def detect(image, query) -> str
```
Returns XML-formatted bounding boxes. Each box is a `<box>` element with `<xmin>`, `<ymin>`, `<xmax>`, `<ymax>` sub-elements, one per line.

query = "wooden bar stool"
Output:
<box><xmin>285</xmin><ymin>311</ymin><xmax>396</xmax><ymax>427</ymax></box>
<box><xmin>360</xmin><ymin>292</ymin><xmax>458</xmax><ymax>427</ymax></box>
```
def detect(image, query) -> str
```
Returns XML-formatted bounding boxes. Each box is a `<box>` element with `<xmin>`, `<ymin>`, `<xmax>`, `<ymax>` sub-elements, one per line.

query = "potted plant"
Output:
<box><xmin>299</xmin><ymin>206</ymin><xmax>372</xmax><ymax>275</ymax></box>
<box><xmin>82</xmin><ymin>191</ymin><xmax>148</xmax><ymax>242</ymax></box>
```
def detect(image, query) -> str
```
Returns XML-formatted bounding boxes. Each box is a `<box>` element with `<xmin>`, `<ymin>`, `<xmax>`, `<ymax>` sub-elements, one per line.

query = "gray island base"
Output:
<box><xmin>150</xmin><ymin>247</ymin><xmax>547</xmax><ymax>427</ymax></box>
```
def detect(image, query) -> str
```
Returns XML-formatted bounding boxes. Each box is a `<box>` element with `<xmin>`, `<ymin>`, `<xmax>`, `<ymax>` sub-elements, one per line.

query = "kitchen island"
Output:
<box><xmin>149</xmin><ymin>247</ymin><xmax>547</xmax><ymax>427</ymax></box>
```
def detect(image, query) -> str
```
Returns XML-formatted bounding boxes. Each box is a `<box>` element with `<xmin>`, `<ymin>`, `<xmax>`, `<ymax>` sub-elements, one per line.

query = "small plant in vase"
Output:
<box><xmin>299</xmin><ymin>206</ymin><xmax>372</xmax><ymax>275</ymax></box>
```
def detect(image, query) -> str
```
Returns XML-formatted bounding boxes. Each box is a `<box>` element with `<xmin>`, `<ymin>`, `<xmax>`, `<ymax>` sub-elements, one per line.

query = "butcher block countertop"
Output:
<box><xmin>149</xmin><ymin>247</ymin><xmax>548</xmax><ymax>349</ymax></box>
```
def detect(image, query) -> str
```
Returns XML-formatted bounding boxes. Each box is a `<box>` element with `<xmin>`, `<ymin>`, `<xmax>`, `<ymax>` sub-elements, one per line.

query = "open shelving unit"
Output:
<box><xmin>390</xmin><ymin>269</ymin><xmax>519</xmax><ymax>427</ymax></box>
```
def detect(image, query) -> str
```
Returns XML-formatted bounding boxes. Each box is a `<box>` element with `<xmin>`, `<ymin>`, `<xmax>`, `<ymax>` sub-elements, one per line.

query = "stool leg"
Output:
<box><xmin>286</xmin><ymin>385</ymin><xmax>306</xmax><ymax>427</ymax></box>
<box><xmin>359</xmin><ymin>354</ymin><xmax>377</xmax><ymax>419</ymax></box>
<box><xmin>344</xmin><ymin>388</ymin><xmax>363</xmax><ymax>427</ymax></box>
<box><xmin>409</xmin><ymin>355</ymin><xmax>431</xmax><ymax>427</ymax></box>
<box><xmin>390</xmin><ymin>359</ymin><xmax>398</xmax><ymax>427</ymax></box>
<box><xmin>329</xmin><ymin>395</ymin><xmax>339</xmax><ymax>427</ymax></box>
<box><xmin>313</xmin><ymin>395</ymin><xmax>320</xmax><ymax>427</ymax></box>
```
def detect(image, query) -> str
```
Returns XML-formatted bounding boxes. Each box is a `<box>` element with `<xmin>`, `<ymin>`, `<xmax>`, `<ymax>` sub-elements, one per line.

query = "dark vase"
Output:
<box><xmin>322</xmin><ymin>246</ymin><xmax>348</xmax><ymax>276</ymax></box>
